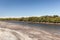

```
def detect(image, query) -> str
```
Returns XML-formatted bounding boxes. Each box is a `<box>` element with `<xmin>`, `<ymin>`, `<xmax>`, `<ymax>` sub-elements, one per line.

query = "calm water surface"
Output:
<box><xmin>6</xmin><ymin>21</ymin><xmax>60</xmax><ymax>35</ymax></box>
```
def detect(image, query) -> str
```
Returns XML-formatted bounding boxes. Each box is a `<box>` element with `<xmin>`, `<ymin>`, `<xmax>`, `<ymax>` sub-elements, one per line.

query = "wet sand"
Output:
<box><xmin>0</xmin><ymin>21</ymin><xmax>60</xmax><ymax>40</ymax></box>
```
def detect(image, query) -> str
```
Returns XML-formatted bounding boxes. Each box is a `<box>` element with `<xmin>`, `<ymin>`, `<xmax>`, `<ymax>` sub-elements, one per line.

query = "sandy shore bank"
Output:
<box><xmin>0</xmin><ymin>21</ymin><xmax>60</xmax><ymax>40</ymax></box>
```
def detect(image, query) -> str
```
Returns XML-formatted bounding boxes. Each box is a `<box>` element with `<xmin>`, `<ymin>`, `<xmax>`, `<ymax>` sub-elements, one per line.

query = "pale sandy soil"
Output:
<box><xmin>0</xmin><ymin>21</ymin><xmax>60</xmax><ymax>40</ymax></box>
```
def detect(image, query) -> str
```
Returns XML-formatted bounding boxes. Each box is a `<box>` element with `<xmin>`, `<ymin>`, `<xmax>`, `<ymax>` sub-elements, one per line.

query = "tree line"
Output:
<box><xmin>0</xmin><ymin>15</ymin><xmax>60</xmax><ymax>23</ymax></box>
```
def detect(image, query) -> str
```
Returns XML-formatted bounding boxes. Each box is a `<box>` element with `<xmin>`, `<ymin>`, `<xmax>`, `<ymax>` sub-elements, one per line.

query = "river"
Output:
<box><xmin>0</xmin><ymin>21</ymin><xmax>60</xmax><ymax>40</ymax></box>
<box><xmin>5</xmin><ymin>21</ymin><xmax>60</xmax><ymax>35</ymax></box>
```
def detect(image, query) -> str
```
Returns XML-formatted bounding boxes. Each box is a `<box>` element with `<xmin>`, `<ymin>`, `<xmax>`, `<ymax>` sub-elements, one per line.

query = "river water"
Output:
<box><xmin>5</xmin><ymin>21</ymin><xmax>60</xmax><ymax>35</ymax></box>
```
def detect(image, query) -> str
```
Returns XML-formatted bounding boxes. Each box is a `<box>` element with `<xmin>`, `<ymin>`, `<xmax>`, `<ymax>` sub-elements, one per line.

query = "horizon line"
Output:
<box><xmin>0</xmin><ymin>15</ymin><xmax>60</xmax><ymax>18</ymax></box>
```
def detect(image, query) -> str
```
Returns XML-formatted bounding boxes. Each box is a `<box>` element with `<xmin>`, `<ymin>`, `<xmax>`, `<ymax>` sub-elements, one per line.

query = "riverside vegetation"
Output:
<box><xmin>0</xmin><ymin>15</ymin><xmax>60</xmax><ymax>23</ymax></box>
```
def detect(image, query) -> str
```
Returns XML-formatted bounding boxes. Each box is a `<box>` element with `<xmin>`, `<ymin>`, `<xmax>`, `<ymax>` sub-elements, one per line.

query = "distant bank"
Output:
<box><xmin>0</xmin><ymin>15</ymin><xmax>60</xmax><ymax>25</ymax></box>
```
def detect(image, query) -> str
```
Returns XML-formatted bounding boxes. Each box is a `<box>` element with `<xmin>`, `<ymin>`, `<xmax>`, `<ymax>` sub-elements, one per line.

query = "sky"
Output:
<box><xmin>0</xmin><ymin>0</ymin><xmax>60</xmax><ymax>17</ymax></box>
